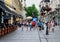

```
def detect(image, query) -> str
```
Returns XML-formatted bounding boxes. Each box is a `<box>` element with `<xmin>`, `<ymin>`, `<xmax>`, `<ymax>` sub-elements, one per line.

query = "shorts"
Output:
<box><xmin>38</xmin><ymin>26</ymin><xmax>41</xmax><ymax>28</ymax></box>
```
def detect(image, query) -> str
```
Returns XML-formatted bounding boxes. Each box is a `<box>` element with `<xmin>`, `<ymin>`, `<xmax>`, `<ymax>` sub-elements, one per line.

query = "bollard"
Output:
<box><xmin>46</xmin><ymin>26</ymin><xmax>49</xmax><ymax>35</ymax></box>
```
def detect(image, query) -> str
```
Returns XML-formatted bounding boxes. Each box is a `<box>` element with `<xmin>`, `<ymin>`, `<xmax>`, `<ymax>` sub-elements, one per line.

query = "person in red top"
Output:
<box><xmin>32</xmin><ymin>21</ymin><xmax>36</xmax><ymax>29</ymax></box>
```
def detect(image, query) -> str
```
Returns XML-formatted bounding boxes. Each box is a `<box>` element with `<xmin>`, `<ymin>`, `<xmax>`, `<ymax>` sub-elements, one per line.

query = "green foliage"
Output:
<box><xmin>25</xmin><ymin>4</ymin><xmax>38</xmax><ymax>18</ymax></box>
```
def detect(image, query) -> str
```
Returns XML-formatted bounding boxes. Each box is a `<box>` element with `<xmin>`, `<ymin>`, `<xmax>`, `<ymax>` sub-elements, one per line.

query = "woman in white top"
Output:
<box><xmin>51</xmin><ymin>20</ymin><xmax>55</xmax><ymax>32</ymax></box>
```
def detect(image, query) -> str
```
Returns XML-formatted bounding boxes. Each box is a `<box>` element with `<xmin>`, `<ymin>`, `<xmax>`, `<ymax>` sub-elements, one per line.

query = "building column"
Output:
<box><xmin>1</xmin><ymin>12</ymin><xmax>4</xmax><ymax>23</ymax></box>
<box><xmin>11</xmin><ymin>15</ymin><xmax>13</xmax><ymax>24</ymax></box>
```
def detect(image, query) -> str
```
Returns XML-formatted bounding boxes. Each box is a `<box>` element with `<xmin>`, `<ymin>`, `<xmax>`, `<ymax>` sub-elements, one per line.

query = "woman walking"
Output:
<box><xmin>51</xmin><ymin>20</ymin><xmax>55</xmax><ymax>32</ymax></box>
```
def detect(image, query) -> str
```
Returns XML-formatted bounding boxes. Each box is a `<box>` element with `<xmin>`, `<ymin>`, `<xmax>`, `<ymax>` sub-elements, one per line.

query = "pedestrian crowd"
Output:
<box><xmin>17</xmin><ymin>19</ymin><xmax>56</xmax><ymax>35</ymax></box>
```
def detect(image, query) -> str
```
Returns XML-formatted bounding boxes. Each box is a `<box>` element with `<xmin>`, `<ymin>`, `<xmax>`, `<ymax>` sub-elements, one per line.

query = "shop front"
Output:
<box><xmin>0</xmin><ymin>1</ymin><xmax>18</xmax><ymax>36</ymax></box>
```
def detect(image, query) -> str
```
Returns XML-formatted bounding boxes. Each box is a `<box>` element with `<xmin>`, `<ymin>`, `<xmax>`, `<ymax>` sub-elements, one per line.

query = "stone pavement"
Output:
<box><xmin>39</xmin><ymin>26</ymin><xmax>60</xmax><ymax>42</ymax></box>
<box><xmin>0</xmin><ymin>26</ymin><xmax>60</xmax><ymax>42</ymax></box>
<box><xmin>0</xmin><ymin>27</ymin><xmax>40</xmax><ymax>42</ymax></box>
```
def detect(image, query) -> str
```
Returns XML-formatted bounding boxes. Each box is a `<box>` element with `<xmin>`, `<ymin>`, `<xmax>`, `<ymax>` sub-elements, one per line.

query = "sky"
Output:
<box><xmin>26</xmin><ymin>0</ymin><xmax>41</xmax><ymax>10</ymax></box>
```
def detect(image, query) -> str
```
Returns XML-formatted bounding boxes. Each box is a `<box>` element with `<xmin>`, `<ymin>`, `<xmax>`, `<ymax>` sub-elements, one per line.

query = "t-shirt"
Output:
<box><xmin>32</xmin><ymin>21</ymin><xmax>36</xmax><ymax>26</ymax></box>
<box><xmin>38</xmin><ymin>22</ymin><xmax>43</xmax><ymax>26</ymax></box>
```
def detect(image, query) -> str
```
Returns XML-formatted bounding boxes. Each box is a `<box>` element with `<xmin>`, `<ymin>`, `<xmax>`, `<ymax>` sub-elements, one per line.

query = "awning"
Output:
<box><xmin>26</xmin><ymin>16</ymin><xmax>32</xmax><ymax>19</ymax></box>
<box><xmin>0</xmin><ymin>1</ymin><xmax>19</xmax><ymax>17</ymax></box>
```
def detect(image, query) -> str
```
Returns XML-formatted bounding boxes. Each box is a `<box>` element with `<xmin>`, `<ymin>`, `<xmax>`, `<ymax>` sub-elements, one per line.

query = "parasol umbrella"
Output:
<box><xmin>26</xmin><ymin>16</ymin><xmax>32</xmax><ymax>19</ymax></box>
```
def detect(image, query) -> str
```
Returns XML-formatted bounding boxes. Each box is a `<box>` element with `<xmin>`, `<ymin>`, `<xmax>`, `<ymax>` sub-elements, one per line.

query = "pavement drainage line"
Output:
<box><xmin>41</xmin><ymin>31</ymin><xmax>48</xmax><ymax>42</ymax></box>
<box><xmin>37</xmin><ymin>28</ymin><xmax>42</xmax><ymax>42</ymax></box>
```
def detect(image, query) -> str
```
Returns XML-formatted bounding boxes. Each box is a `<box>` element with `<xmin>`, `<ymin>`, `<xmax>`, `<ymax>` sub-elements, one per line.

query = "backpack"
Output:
<box><xmin>32</xmin><ymin>21</ymin><xmax>36</xmax><ymax>26</ymax></box>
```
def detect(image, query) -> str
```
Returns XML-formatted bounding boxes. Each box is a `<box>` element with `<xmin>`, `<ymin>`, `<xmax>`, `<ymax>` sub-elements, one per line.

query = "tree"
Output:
<box><xmin>25</xmin><ymin>4</ymin><xmax>38</xmax><ymax>18</ymax></box>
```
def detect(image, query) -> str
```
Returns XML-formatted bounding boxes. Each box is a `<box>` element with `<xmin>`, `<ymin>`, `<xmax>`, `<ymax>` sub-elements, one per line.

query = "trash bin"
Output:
<box><xmin>1</xmin><ymin>28</ymin><xmax>5</xmax><ymax>36</ymax></box>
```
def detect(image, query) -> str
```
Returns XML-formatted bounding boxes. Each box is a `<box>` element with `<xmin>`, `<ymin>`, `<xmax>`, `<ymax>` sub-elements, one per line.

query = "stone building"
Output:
<box><xmin>0</xmin><ymin>0</ymin><xmax>22</xmax><ymax>25</ymax></box>
<box><xmin>39</xmin><ymin>0</ymin><xmax>60</xmax><ymax>22</ymax></box>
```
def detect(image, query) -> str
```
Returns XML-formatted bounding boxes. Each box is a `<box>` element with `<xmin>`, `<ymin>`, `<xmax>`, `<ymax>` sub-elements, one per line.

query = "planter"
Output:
<box><xmin>0</xmin><ymin>29</ymin><xmax>1</xmax><ymax>36</ymax></box>
<box><xmin>1</xmin><ymin>28</ymin><xmax>5</xmax><ymax>36</ymax></box>
<box><xmin>4</xmin><ymin>28</ymin><xmax>8</xmax><ymax>35</ymax></box>
<box><xmin>15</xmin><ymin>25</ymin><xmax>17</xmax><ymax>30</ymax></box>
<box><xmin>7</xmin><ymin>27</ymin><xmax>10</xmax><ymax>33</ymax></box>
<box><xmin>10</xmin><ymin>26</ymin><xmax>13</xmax><ymax>32</ymax></box>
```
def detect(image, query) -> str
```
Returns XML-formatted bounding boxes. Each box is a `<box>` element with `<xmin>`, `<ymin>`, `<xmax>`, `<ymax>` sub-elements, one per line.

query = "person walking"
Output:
<box><xmin>29</xmin><ymin>21</ymin><xmax>32</xmax><ymax>31</ymax></box>
<box><xmin>46</xmin><ymin>22</ymin><xmax>49</xmax><ymax>35</ymax></box>
<box><xmin>51</xmin><ymin>20</ymin><xmax>55</xmax><ymax>32</ymax></box>
<box><xmin>32</xmin><ymin>21</ymin><xmax>36</xmax><ymax>30</ymax></box>
<box><xmin>26</xmin><ymin>21</ymin><xmax>29</xmax><ymax>31</ymax></box>
<box><xmin>48</xmin><ymin>21</ymin><xmax>51</xmax><ymax>31</ymax></box>
<box><xmin>21</xmin><ymin>20</ymin><xmax>24</xmax><ymax>31</ymax></box>
<box><xmin>37</xmin><ymin>20</ymin><xmax>43</xmax><ymax>31</ymax></box>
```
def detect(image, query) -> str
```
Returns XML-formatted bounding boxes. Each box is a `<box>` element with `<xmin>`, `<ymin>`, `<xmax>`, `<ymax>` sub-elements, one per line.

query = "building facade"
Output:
<box><xmin>20</xmin><ymin>0</ymin><xmax>26</xmax><ymax>19</ymax></box>
<box><xmin>39</xmin><ymin>0</ymin><xmax>60</xmax><ymax>22</ymax></box>
<box><xmin>0</xmin><ymin>0</ymin><xmax>23</xmax><ymax>36</ymax></box>
<box><xmin>4</xmin><ymin>0</ymin><xmax>22</xmax><ymax>14</ymax></box>
<box><xmin>49</xmin><ymin>0</ymin><xmax>60</xmax><ymax>22</ymax></box>
<box><xmin>0</xmin><ymin>0</ymin><xmax>22</xmax><ymax>25</ymax></box>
